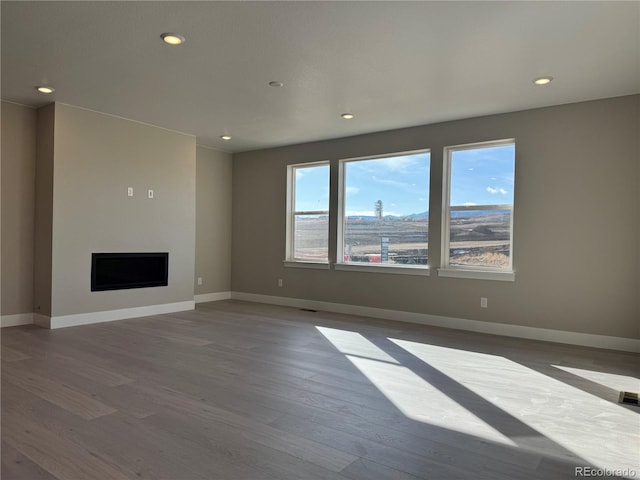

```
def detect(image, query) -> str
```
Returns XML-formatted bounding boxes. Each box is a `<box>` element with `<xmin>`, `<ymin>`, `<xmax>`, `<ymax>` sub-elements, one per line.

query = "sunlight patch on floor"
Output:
<box><xmin>316</xmin><ymin>326</ymin><xmax>399</xmax><ymax>363</ymax></box>
<box><xmin>552</xmin><ymin>364</ymin><xmax>640</xmax><ymax>393</ymax></box>
<box><xmin>316</xmin><ymin>326</ymin><xmax>516</xmax><ymax>446</ymax></box>
<box><xmin>391</xmin><ymin>338</ymin><xmax>640</xmax><ymax>476</ymax></box>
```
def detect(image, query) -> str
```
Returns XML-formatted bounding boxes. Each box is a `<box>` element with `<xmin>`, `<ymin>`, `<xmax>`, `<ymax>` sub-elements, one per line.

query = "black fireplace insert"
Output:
<box><xmin>91</xmin><ymin>252</ymin><xmax>168</xmax><ymax>291</ymax></box>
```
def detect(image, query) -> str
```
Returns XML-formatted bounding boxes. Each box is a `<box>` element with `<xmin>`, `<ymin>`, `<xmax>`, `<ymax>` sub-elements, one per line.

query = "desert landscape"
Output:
<box><xmin>294</xmin><ymin>211</ymin><xmax>511</xmax><ymax>267</ymax></box>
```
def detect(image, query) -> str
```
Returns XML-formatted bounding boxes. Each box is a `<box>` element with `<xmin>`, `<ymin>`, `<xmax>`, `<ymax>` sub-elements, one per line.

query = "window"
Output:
<box><xmin>440</xmin><ymin>140</ymin><xmax>515</xmax><ymax>280</ymax></box>
<box><xmin>285</xmin><ymin>162</ymin><xmax>330</xmax><ymax>266</ymax></box>
<box><xmin>337</xmin><ymin>150</ymin><xmax>430</xmax><ymax>273</ymax></box>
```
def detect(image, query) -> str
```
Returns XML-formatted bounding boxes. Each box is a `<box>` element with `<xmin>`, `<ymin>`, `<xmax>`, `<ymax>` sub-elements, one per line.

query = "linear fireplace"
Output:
<box><xmin>91</xmin><ymin>252</ymin><xmax>168</xmax><ymax>292</ymax></box>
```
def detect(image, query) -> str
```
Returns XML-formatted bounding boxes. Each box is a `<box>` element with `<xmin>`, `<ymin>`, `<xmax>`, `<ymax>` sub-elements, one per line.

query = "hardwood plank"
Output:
<box><xmin>2</xmin><ymin>382</ymin><xmax>272</xmax><ymax>480</ymax></box>
<box><xmin>9</xmin><ymin>352</ymin><xmax>134</xmax><ymax>387</ymax></box>
<box><xmin>6</xmin><ymin>358</ymin><xmax>156</xmax><ymax>420</ymax></box>
<box><xmin>110</xmin><ymin>320</ymin><xmax>214</xmax><ymax>347</ymax></box>
<box><xmin>0</xmin><ymin>345</ymin><xmax>32</xmax><ymax>362</ymax></box>
<box><xmin>53</xmin><ymin>353</ymin><xmax>134</xmax><ymax>386</ymax></box>
<box><xmin>267</xmin><ymin>397</ymin><xmax>543</xmax><ymax>470</ymax></box>
<box><xmin>269</xmin><ymin>412</ymin><xmax>534</xmax><ymax>480</ymax></box>
<box><xmin>141</xmin><ymin>408</ymin><xmax>351</xmax><ymax>480</ymax></box>
<box><xmin>130</xmin><ymin>382</ymin><xmax>359</xmax><ymax>472</ymax></box>
<box><xmin>2</xmin><ymin>367</ymin><xmax>116</xmax><ymax>420</ymax></box>
<box><xmin>2</xmin><ymin>405</ymin><xmax>132</xmax><ymax>480</ymax></box>
<box><xmin>1</xmin><ymin>442</ymin><xmax>58</xmax><ymax>480</ymax></box>
<box><xmin>341</xmin><ymin>458</ymin><xmax>434</xmax><ymax>480</ymax></box>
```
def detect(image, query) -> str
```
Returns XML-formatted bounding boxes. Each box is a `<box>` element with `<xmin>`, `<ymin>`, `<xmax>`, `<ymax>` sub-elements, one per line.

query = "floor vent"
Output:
<box><xmin>300</xmin><ymin>308</ymin><xmax>318</xmax><ymax>313</ymax></box>
<box><xmin>618</xmin><ymin>391</ymin><xmax>639</xmax><ymax>406</ymax></box>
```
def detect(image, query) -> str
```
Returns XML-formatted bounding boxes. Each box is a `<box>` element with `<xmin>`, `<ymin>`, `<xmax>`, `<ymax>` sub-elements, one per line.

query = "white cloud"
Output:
<box><xmin>296</xmin><ymin>170</ymin><xmax>304</xmax><ymax>180</ymax></box>
<box><xmin>486</xmin><ymin>187</ymin><xmax>508</xmax><ymax>195</ymax></box>
<box><xmin>372</xmin><ymin>155</ymin><xmax>420</xmax><ymax>172</ymax></box>
<box><xmin>371</xmin><ymin>176</ymin><xmax>411</xmax><ymax>189</ymax></box>
<box><xmin>346</xmin><ymin>186</ymin><xmax>360</xmax><ymax>195</ymax></box>
<box><xmin>463</xmin><ymin>202</ymin><xmax>477</xmax><ymax>206</ymax></box>
<box><xmin>352</xmin><ymin>153</ymin><xmax>429</xmax><ymax>175</ymax></box>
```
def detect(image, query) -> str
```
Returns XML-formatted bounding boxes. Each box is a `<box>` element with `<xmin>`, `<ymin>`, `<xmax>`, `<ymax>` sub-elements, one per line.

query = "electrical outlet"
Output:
<box><xmin>480</xmin><ymin>297</ymin><xmax>488</xmax><ymax>308</ymax></box>
<box><xmin>278</xmin><ymin>279</ymin><xmax>283</xmax><ymax>287</ymax></box>
<box><xmin>197</xmin><ymin>277</ymin><xmax>203</xmax><ymax>286</ymax></box>
<box><xmin>147</xmin><ymin>189</ymin><xmax>154</xmax><ymax>199</ymax></box>
<box><xmin>127</xmin><ymin>187</ymin><xmax>134</xmax><ymax>197</ymax></box>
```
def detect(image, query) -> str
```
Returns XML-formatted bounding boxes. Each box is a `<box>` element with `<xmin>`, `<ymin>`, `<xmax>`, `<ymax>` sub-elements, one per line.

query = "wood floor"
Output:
<box><xmin>2</xmin><ymin>300</ymin><xmax>639</xmax><ymax>480</ymax></box>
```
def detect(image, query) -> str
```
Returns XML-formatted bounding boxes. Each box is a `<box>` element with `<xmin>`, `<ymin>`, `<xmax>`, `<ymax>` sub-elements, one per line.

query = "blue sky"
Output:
<box><xmin>294</xmin><ymin>164</ymin><xmax>330</xmax><ymax>212</ymax></box>
<box><xmin>344</xmin><ymin>152</ymin><xmax>430</xmax><ymax>217</ymax></box>
<box><xmin>294</xmin><ymin>145</ymin><xmax>514</xmax><ymax>216</ymax></box>
<box><xmin>450</xmin><ymin>144</ymin><xmax>515</xmax><ymax>207</ymax></box>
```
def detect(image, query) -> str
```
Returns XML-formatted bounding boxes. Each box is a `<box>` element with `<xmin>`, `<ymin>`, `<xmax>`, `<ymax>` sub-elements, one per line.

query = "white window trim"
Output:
<box><xmin>438</xmin><ymin>267</ymin><xmax>515</xmax><ymax>282</ymax></box>
<box><xmin>285</xmin><ymin>161</ymin><xmax>330</xmax><ymax>264</ymax></box>
<box><xmin>335</xmin><ymin>263</ymin><xmax>429</xmax><ymax>276</ymax></box>
<box><xmin>336</xmin><ymin>149</ymin><xmax>431</xmax><ymax>273</ymax></box>
<box><xmin>440</xmin><ymin>139</ymin><xmax>515</xmax><ymax>280</ymax></box>
<box><xmin>283</xmin><ymin>260</ymin><xmax>330</xmax><ymax>270</ymax></box>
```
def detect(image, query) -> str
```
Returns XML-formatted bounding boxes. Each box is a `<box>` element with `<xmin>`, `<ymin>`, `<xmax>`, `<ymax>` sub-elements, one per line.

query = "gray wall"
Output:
<box><xmin>43</xmin><ymin>104</ymin><xmax>196</xmax><ymax>317</ymax></box>
<box><xmin>232</xmin><ymin>95</ymin><xmax>640</xmax><ymax>339</ymax></box>
<box><xmin>33</xmin><ymin>104</ymin><xmax>56</xmax><ymax>316</ymax></box>
<box><xmin>195</xmin><ymin>145</ymin><xmax>232</xmax><ymax>295</ymax></box>
<box><xmin>1</xmin><ymin>102</ymin><xmax>36</xmax><ymax>316</ymax></box>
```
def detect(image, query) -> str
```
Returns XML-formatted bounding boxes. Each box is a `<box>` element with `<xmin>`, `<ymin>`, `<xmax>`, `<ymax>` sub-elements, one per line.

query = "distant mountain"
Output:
<box><xmin>404</xmin><ymin>211</ymin><xmax>428</xmax><ymax>220</ymax></box>
<box><xmin>345</xmin><ymin>209</ymin><xmax>509</xmax><ymax>221</ymax></box>
<box><xmin>346</xmin><ymin>215</ymin><xmax>379</xmax><ymax>221</ymax></box>
<box><xmin>346</xmin><ymin>211</ymin><xmax>429</xmax><ymax>221</ymax></box>
<box><xmin>450</xmin><ymin>209</ymin><xmax>510</xmax><ymax>218</ymax></box>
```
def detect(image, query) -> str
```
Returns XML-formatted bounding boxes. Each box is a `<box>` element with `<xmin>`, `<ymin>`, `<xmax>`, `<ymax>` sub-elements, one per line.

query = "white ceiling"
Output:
<box><xmin>2</xmin><ymin>1</ymin><xmax>639</xmax><ymax>153</ymax></box>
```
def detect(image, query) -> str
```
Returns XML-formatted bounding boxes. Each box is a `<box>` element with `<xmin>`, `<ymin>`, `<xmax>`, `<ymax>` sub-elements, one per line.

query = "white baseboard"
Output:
<box><xmin>194</xmin><ymin>291</ymin><xmax>232</xmax><ymax>303</ymax></box>
<box><xmin>1</xmin><ymin>313</ymin><xmax>34</xmax><ymax>328</ymax></box>
<box><xmin>230</xmin><ymin>292</ymin><xmax>640</xmax><ymax>353</ymax></box>
<box><xmin>37</xmin><ymin>301</ymin><xmax>195</xmax><ymax>329</ymax></box>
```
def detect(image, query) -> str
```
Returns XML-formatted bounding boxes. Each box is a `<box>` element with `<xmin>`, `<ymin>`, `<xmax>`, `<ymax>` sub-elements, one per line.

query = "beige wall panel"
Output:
<box><xmin>195</xmin><ymin>145</ymin><xmax>232</xmax><ymax>295</ymax></box>
<box><xmin>232</xmin><ymin>95</ymin><xmax>640</xmax><ymax>339</ymax></box>
<box><xmin>50</xmin><ymin>104</ymin><xmax>196</xmax><ymax>316</ymax></box>
<box><xmin>1</xmin><ymin>102</ymin><xmax>37</xmax><ymax>315</ymax></box>
<box><xmin>33</xmin><ymin>103</ymin><xmax>56</xmax><ymax>316</ymax></box>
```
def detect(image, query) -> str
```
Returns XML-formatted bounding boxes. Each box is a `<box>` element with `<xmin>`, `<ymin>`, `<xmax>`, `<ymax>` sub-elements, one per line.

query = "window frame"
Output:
<box><xmin>439</xmin><ymin>139</ymin><xmax>516</xmax><ymax>282</ymax></box>
<box><xmin>284</xmin><ymin>161</ymin><xmax>331</xmax><ymax>268</ymax></box>
<box><xmin>336</xmin><ymin>149</ymin><xmax>431</xmax><ymax>275</ymax></box>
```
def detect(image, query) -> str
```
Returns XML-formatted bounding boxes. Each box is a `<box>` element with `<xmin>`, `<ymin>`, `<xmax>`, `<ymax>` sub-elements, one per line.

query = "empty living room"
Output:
<box><xmin>1</xmin><ymin>2</ymin><xmax>639</xmax><ymax>479</ymax></box>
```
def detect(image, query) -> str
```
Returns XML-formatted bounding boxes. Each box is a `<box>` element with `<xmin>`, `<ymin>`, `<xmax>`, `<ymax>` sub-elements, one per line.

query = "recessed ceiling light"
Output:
<box><xmin>36</xmin><ymin>86</ymin><xmax>55</xmax><ymax>94</ymax></box>
<box><xmin>161</xmin><ymin>33</ymin><xmax>186</xmax><ymax>45</ymax></box>
<box><xmin>341</xmin><ymin>113</ymin><xmax>354</xmax><ymax>119</ymax></box>
<box><xmin>268</xmin><ymin>81</ymin><xmax>284</xmax><ymax>88</ymax></box>
<box><xmin>220</xmin><ymin>135</ymin><xmax>232</xmax><ymax>141</ymax></box>
<box><xmin>533</xmin><ymin>76</ymin><xmax>553</xmax><ymax>85</ymax></box>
